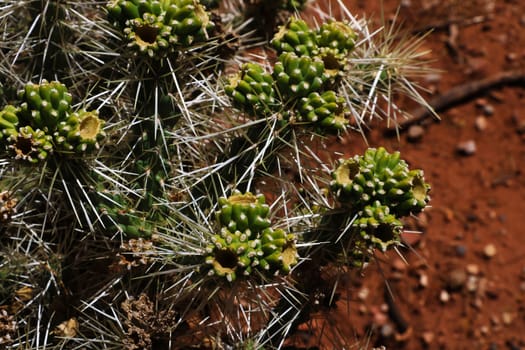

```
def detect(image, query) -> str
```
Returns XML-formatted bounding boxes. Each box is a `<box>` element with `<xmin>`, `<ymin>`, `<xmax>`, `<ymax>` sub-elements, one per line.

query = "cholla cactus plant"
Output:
<box><xmin>0</xmin><ymin>0</ymin><xmax>435</xmax><ymax>348</ymax></box>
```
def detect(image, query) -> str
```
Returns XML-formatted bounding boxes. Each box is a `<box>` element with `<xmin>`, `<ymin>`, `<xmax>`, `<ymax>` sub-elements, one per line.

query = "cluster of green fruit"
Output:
<box><xmin>225</xmin><ymin>18</ymin><xmax>357</xmax><ymax>132</ymax></box>
<box><xmin>107</xmin><ymin>0</ymin><xmax>215</xmax><ymax>58</ymax></box>
<box><xmin>204</xmin><ymin>191</ymin><xmax>298</xmax><ymax>281</ymax></box>
<box><xmin>330</xmin><ymin>147</ymin><xmax>431</xmax><ymax>254</ymax></box>
<box><xmin>0</xmin><ymin>80</ymin><xmax>105</xmax><ymax>163</ymax></box>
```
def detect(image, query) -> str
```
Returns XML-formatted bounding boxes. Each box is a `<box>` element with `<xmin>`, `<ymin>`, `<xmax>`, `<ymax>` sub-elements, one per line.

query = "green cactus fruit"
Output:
<box><xmin>216</xmin><ymin>191</ymin><xmax>271</xmax><ymax>235</ymax></box>
<box><xmin>314</xmin><ymin>21</ymin><xmax>357</xmax><ymax>74</ymax></box>
<box><xmin>124</xmin><ymin>13</ymin><xmax>175</xmax><ymax>58</ymax></box>
<box><xmin>168</xmin><ymin>0</ymin><xmax>214</xmax><ymax>46</ymax></box>
<box><xmin>273</xmin><ymin>52</ymin><xmax>327</xmax><ymax>99</ymax></box>
<box><xmin>260</xmin><ymin>227</ymin><xmax>298</xmax><ymax>274</ymax></box>
<box><xmin>225</xmin><ymin>63</ymin><xmax>277</xmax><ymax>116</ymax></box>
<box><xmin>0</xmin><ymin>105</ymin><xmax>20</xmax><ymax>141</ymax></box>
<box><xmin>296</xmin><ymin>90</ymin><xmax>348</xmax><ymax>131</ymax></box>
<box><xmin>271</xmin><ymin>19</ymin><xmax>317</xmax><ymax>57</ymax></box>
<box><xmin>205</xmin><ymin>227</ymin><xmax>264</xmax><ymax>282</ymax></box>
<box><xmin>17</xmin><ymin>80</ymin><xmax>73</xmax><ymax>133</ymax></box>
<box><xmin>108</xmin><ymin>0</ymin><xmax>214</xmax><ymax>57</ymax></box>
<box><xmin>6</xmin><ymin>126</ymin><xmax>53</xmax><ymax>163</ymax></box>
<box><xmin>330</xmin><ymin>147</ymin><xmax>431</xmax><ymax>216</ymax></box>
<box><xmin>54</xmin><ymin>110</ymin><xmax>106</xmax><ymax>154</ymax></box>
<box><xmin>353</xmin><ymin>201</ymin><xmax>403</xmax><ymax>251</ymax></box>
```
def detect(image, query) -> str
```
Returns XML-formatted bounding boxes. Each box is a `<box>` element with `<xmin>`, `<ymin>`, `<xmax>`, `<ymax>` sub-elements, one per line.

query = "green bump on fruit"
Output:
<box><xmin>330</xmin><ymin>147</ymin><xmax>431</xmax><ymax>216</ymax></box>
<box><xmin>216</xmin><ymin>191</ymin><xmax>271</xmax><ymax>235</ymax></box>
<box><xmin>314</xmin><ymin>20</ymin><xmax>357</xmax><ymax>74</ymax></box>
<box><xmin>273</xmin><ymin>52</ymin><xmax>327</xmax><ymax>99</ymax></box>
<box><xmin>18</xmin><ymin>80</ymin><xmax>72</xmax><ymax>133</ymax></box>
<box><xmin>7</xmin><ymin>126</ymin><xmax>53</xmax><ymax>163</ymax></box>
<box><xmin>296</xmin><ymin>90</ymin><xmax>348</xmax><ymax>131</ymax></box>
<box><xmin>225</xmin><ymin>63</ymin><xmax>277</xmax><ymax>117</ymax></box>
<box><xmin>271</xmin><ymin>18</ymin><xmax>317</xmax><ymax>57</ymax></box>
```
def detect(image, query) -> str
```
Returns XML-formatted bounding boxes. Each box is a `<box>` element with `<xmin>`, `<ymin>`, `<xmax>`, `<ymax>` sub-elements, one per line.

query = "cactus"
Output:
<box><xmin>314</xmin><ymin>20</ymin><xmax>357</xmax><ymax>74</ymax></box>
<box><xmin>271</xmin><ymin>18</ymin><xmax>317</xmax><ymax>57</ymax></box>
<box><xmin>330</xmin><ymin>147</ymin><xmax>431</xmax><ymax>216</ymax></box>
<box><xmin>54</xmin><ymin>110</ymin><xmax>106</xmax><ymax>154</ymax></box>
<box><xmin>273</xmin><ymin>52</ymin><xmax>327</xmax><ymax>99</ymax></box>
<box><xmin>6</xmin><ymin>126</ymin><xmax>53</xmax><ymax>163</ymax></box>
<box><xmin>108</xmin><ymin>0</ymin><xmax>214</xmax><ymax>57</ymax></box>
<box><xmin>205</xmin><ymin>191</ymin><xmax>298</xmax><ymax>281</ymax></box>
<box><xmin>296</xmin><ymin>90</ymin><xmax>348</xmax><ymax>131</ymax></box>
<box><xmin>215</xmin><ymin>191</ymin><xmax>271</xmax><ymax>234</ymax></box>
<box><xmin>225</xmin><ymin>63</ymin><xmax>277</xmax><ymax>117</ymax></box>
<box><xmin>17</xmin><ymin>80</ymin><xmax>72</xmax><ymax>133</ymax></box>
<box><xmin>353</xmin><ymin>200</ymin><xmax>403</xmax><ymax>251</ymax></box>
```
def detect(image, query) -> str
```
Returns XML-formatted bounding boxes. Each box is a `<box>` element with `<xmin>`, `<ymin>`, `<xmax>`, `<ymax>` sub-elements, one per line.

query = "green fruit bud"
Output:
<box><xmin>330</xmin><ymin>147</ymin><xmax>431</xmax><ymax>217</ymax></box>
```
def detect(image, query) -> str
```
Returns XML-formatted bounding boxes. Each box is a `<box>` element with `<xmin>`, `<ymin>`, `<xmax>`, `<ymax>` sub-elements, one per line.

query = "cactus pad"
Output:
<box><xmin>330</xmin><ymin>147</ymin><xmax>431</xmax><ymax>216</ymax></box>
<box><xmin>225</xmin><ymin>63</ymin><xmax>277</xmax><ymax>116</ymax></box>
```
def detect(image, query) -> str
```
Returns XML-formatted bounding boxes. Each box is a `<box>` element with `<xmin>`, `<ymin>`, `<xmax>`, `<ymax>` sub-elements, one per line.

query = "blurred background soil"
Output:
<box><xmin>287</xmin><ymin>0</ymin><xmax>525</xmax><ymax>349</ymax></box>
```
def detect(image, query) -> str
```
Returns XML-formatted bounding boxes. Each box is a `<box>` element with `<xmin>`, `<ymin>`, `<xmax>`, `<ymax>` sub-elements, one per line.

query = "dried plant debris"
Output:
<box><xmin>121</xmin><ymin>294</ymin><xmax>177</xmax><ymax>350</ymax></box>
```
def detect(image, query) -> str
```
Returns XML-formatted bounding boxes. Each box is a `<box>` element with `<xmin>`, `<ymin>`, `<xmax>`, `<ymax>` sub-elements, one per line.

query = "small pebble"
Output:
<box><xmin>422</xmin><ymin>331</ymin><xmax>435</xmax><ymax>345</ymax></box>
<box><xmin>466</xmin><ymin>263</ymin><xmax>480</xmax><ymax>275</ymax></box>
<box><xmin>419</xmin><ymin>273</ymin><xmax>429</xmax><ymax>288</ymax></box>
<box><xmin>456</xmin><ymin>140</ymin><xmax>476</xmax><ymax>156</ymax></box>
<box><xmin>502</xmin><ymin>312</ymin><xmax>513</xmax><ymax>325</ymax></box>
<box><xmin>446</xmin><ymin>268</ymin><xmax>467</xmax><ymax>290</ymax></box>
<box><xmin>475</xmin><ymin>116</ymin><xmax>488</xmax><ymax>131</ymax></box>
<box><xmin>455</xmin><ymin>244</ymin><xmax>467</xmax><ymax>257</ymax></box>
<box><xmin>483</xmin><ymin>244</ymin><xmax>497</xmax><ymax>258</ymax></box>
<box><xmin>482</xmin><ymin>104</ymin><xmax>495</xmax><ymax>116</ymax></box>
<box><xmin>466</xmin><ymin>276</ymin><xmax>478</xmax><ymax>293</ymax></box>
<box><xmin>440</xmin><ymin>290</ymin><xmax>450</xmax><ymax>303</ymax></box>
<box><xmin>407</xmin><ymin>125</ymin><xmax>425</xmax><ymax>142</ymax></box>
<box><xmin>380</xmin><ymin>323</ymin><xmax>395</xmax><ymax>338</ymax></box>
<box><xmin>358</xmin><ymin>287</ymin><xmax>370</xmax><ymax>301</ymax></box>
<box><xmin>519</xmin><ymin>281</ymin><xmax>525</xmax><ymax>292</ymax></box>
